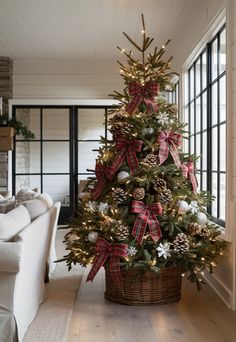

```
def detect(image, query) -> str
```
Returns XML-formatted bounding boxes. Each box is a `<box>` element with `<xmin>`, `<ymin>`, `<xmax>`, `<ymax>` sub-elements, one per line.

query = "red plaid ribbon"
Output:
<box><xmin>158</xmin><ymin>131</ymin><xmax>182</xmax><ymax>169</ymax></box>
<box><xmin>109</xmin><ymin>137</ymin><xmax>143</xmax><ymax>176</ymax></box>
<box><xmin>131</xmin><ymin>200</ymin><xmax>163</xmax><ymax>244</ymax></box>
<box><xmin>86</xmin><ymin>238</ymin><xmax>128</xmax><ymax>290</ymax></box>
<box><xmin>181</xmin><ymin>161</ymin><xmax>198</xmax><ymax>193</ymax></box>
<box><xmin>91</xmin><ymin>162</ymin><xmax>114</xmax><ymax>199</ymax></box>
<box><xmin>126</xmin><ymin>81</ymin><xmax>159</xmax><ymax>114</ymax></box>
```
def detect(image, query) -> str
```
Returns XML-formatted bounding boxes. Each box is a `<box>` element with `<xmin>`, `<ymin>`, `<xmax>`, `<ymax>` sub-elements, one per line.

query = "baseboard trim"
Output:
<box><xmin>204</xmin><ymin>272</ymin><xmax>233</xmax><ymax>309</ymax></box>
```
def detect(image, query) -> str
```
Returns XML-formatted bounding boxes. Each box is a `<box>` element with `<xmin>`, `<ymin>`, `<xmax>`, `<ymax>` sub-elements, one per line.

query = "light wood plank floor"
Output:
<box><xmin>68</xmin><ymin>268</ymin><xmax>236</xmax><ymax>342</ymax></box>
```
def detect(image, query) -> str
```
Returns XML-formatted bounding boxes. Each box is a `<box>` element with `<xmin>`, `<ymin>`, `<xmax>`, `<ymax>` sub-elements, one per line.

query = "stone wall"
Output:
<box><xmin>0</xmin><ymin>57</ymin><xmax>13</xmax><ymax>192</ymax></box>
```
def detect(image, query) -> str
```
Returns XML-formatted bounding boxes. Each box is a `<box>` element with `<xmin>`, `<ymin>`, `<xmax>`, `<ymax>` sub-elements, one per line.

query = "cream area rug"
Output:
<box><xmin>24</xmin><ymin>229</ymin><xmax>84</xmax><ymax>342</ymax></box>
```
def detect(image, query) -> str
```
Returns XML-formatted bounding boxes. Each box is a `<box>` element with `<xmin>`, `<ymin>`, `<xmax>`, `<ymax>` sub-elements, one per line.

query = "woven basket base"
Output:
<box><xmin>104</xmin><ymin>265</ymin><xmax>182</xmax><ymax>305</ymax></box>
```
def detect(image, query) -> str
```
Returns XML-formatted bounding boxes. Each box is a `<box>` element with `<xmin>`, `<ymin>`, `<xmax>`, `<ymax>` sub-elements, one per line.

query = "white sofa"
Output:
<box><xmin>0</xmin><ymin>195</ymin><xmax>61</xmax><ymax>342</ymax></box>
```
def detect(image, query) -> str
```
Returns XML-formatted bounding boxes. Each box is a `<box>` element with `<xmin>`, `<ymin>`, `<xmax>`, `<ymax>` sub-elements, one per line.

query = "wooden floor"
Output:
<box><xmin>67</xmin><ymin>268</ymin><xmax>236</xmax><ymax>342</ymax></box>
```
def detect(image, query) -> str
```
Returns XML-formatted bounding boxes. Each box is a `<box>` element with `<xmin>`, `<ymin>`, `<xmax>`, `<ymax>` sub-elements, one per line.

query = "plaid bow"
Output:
<box><xmin>109</xmin><ymin>138</ymin><xmax>143</xmax><ymax>177</ymax></box>
<box><xmin>131</xmin><ymin>200</ymin><xmax>163</xmax><ymax>244</ymax></box>
<box><xmin>86</xmin><ymin>238</ymin><xmax>128</xmax><ymax>291</ymax></box>
<box><xmin>181</xmin><ymin>161</ymin><xmax>198</xmax><ymax>193</ymax></box>
<box><xmin>126</xmin><ymin>81</ymin><xmax>159</xmax><ymax>114</ymax></box>
<box><xmin>158</xmin><ymin>131</ymin><xmax>182</xmax><ymax>168</ymax></box>
<box><xmin>91</xmin><ymin>162</ymin><xmax>114</xmax><ymax>200</ymax></box>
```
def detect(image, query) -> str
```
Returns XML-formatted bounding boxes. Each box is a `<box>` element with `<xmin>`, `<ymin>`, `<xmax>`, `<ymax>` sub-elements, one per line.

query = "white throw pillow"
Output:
<box><xmin>0</xmin><ymin>194</ymin><xmax>5</xmax><ymax>201</ymax></box>
<box><xmin>0</xmin><ymin>205</ymin><xmax>31</xmax><ymax>241</ymax></box>
<box><xmin>21</xmin><ymin>198</ymin><xmax>49</xmax><ymax>220</ymax></box>
<box><xmin>37</xmin><ymin>193</ymin><xmax>53</xmax><ymax>208</ymax></box>
<box><xmin>16</xmin><ymin>187</ymin><xmax>38</xmax><ymax>203</ymax></box>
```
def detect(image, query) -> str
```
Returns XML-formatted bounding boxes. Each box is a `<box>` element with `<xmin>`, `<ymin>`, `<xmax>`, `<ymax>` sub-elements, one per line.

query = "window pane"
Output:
<box><xmin>211</xmin><ymin>173</ymin><xmax>218</xmax><ymax>217</ymax></box>
<box><xmin>202</xmin><ymin>91</ymin><xmax>207</xmax><ymax>130</ymax></box>
<box><xmin>195</xmin><ymin>58</ymin><xmax>201</xmax><ymax>95</ymax></box>
<box><xmin>202</xmin><ymin>51</ymin><xmax>207</xmax><ymax>90</ymax></box>
<box><xmin>202</xmin><ymin>171</ymin><xmax>207</xmax><ymax>191</ymax></box>
<box><xmin>219</xmin><ymin>173</ymin><xmax>226</xmax><ymax>219</ymax></box>
<box><xmin>78</xmin><ymin>141</ymin><xmax>101</xmax><ymax>173</ymax></box>
<box><xmin>16</xmin><ymin>175</ymin><xmax>41</xmax><ymax>194</ymax></box>
<box><xmin>212</xmin><ymin>127</ymin><xmax>218</xmax><ymax>171</ymax></box>
<box><xmin>202</xmin><ymin>132</ymin><xmax>207</xmax><ymax>170</ymax></box>
<box><xmin>190</xmin><ymin>136</ymin><xmax>195</xmax><ymax>155</ymax></box>
<box><xmin>220</xmin><ymin>28</ymin><xmax>226</xmax><ymax>74</ymax></box>
<box><xmin>211</xmin><ymin>38</ymin><xmax>218</xmax><ymax>81</ymax></box>
<box><xmin>43</xmin><ymin>142</ymin><xmax>69</xmax><ymax>173</ymax></box>
<box><xmin>190</xmin><ymin>67</ymin><xmax>194</xmax><ymax>101</ymax></box>
<box><xmin>195</xmin><ymin>134</ymin><xmax>201</xmax><ymax>169</ymax></box>
<box><xmin>43</xmin><ymin>175</ymin><xmax>69</xmax><ymax>204</ymax></box>
<box><xmin>43</xmin><ymin>108</ymin><xmax>69</xmax><ymax>140</ymax></box>
<box><xmin>220</xmin><ymin>75</ymin><xmax>226</xmax><ymax>122</ymax></box>
<box><xmin>220</xmin><ymin>124</ymin><xmax>226</xmax><ymax>171</ymax></box>
<box><xmin>190</xmin><ymin>102</ymin><xmax>195</xmax><ymax>134</ymax></box>
<box><xmin>211</xmin><ymin>83</ymin><xmax>218</xmax><ymax>126</ymax></box>
<box><xmin>78</xmin><ymin>108</ymin><xmax>105</xmax><ymax>140</ymax></box>
<box><xmin>196</xmin><ymin>97</ymin><xmax>201</xmax><ymax>132</ymax></box>
<box><xmin>16</xmin><ymin>141</ymin><xmax>41</xmax><ymax>173</ymax></box>
<box><xmin>15</xmin><ymin>108</ymin><xmax>40</xmax><ymax>140</ymax></box>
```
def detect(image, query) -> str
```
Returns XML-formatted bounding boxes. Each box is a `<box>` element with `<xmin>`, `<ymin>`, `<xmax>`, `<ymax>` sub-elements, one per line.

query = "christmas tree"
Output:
<box><xmin>63</xmin><ymin>15</ymin><xmax>227</xmax><ymax>298</ymax></box>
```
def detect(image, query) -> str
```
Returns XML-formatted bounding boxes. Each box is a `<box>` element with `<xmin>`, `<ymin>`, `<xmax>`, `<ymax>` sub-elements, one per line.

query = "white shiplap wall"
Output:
<box><xmin>13</xmin><ymin>62</ymin><xmax>123</xmax><ymax>99</ymax></box>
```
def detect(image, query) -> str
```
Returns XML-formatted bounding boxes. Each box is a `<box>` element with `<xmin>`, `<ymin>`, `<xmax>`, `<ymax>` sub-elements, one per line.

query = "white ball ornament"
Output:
<box><xmin>197</xmin><ymin>212</ymin><xmax>208</xmax><ymax>225</ymax></box>
<box><xmin>142</xmin><ymin>127</ymin><xmax>154</xmax><ymax>135</ymax></box>
<box><xmin>178</xmin><ymin>200</ymin><xmax>189</xmax><ymax>214</ymax></box>
<box><xmin>87</xmin><ymin>231</ymin><xmax>99</xmax><ymax>244</ymax></box>
<box><xmin>117</xmin><ymin>171</ymin><xmax>130</xmax><ymax>182</ymax></box>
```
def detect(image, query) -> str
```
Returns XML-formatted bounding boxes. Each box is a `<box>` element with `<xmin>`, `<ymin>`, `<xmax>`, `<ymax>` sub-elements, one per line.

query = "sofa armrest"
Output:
<box><xmin>0</xmin><ymin>242</ymin><xmax>22</xmax><ymax>273</ymax></box>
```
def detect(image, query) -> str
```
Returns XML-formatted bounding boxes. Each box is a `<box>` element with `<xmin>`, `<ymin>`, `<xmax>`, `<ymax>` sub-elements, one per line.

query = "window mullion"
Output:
<box><xmin>206</xmin><ymin>42</ymin><xmax>212</xmax><ymax>215</ymax></box>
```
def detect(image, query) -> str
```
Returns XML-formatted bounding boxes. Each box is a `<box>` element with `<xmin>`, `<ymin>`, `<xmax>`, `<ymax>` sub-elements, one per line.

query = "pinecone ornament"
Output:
<box><xmin>115</xmin><ymin>223</ymin><xmax>130</xmax><ymax>241</ymax></box>
<box><xmin>188</xmin><ymin>222</ymin><xmax>202</xmax><ymax>236</ymax></box>
<box><xmin>133</xmin><ymin>187</ymin><xmax>145</xmax><ymax>200</ymax></box>
<box><xmin>200</xmin><ymin>226</ymin><xmax>211</xmax><ymax>238</ymax></box>
<box><xmin>142</xmin><ymin>153</ymin><xmax>158</xmax><ymax>166</ymax></box>
<box><xmin>155</xmin><ymin>188</ymin><xmax>172</xmax><ymax>205</ymax></box>
<box><xmin>173</xmin><ymin>233</ymin><xmax>189</xmax><ymax>252</ymax></box>
<box><xmin>110</xmin><ymin>122</ymin><xmax>133</xmax><ymax>136</ymax></box>
<box><xmin>112</xmin><ymin>188</ymin><xmax>129</xmax><ymax>203</ymax></box>
<box><xmin>153</xmin><ymin>178</ymin><xmax>167</xmax><ymax>192</ymax></box>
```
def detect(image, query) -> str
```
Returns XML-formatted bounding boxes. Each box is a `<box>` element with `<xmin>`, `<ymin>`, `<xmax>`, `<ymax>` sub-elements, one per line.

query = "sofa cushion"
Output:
<box><xmin>0</xmin><ymin>205</ymin><xmax>31</xmax><ymax>241</ymax></box>
<box><xmin>0</xmin><ymin>194</ymin><xmax>5</xmax><ymax>201</ymax></box>
<box><xmin>16</xmin><ymin>188</ymin><xmax>38</xmax><ymax>203</ymax></box>
<box><xmin>20</xmin><ymin>194</ymin><xmax>52</xmax><ymax>220</ymax></box>
<box><xmin>0</xmin><ymin>197</ymin><xmax>16</xmax><ymax>214</ymax></box>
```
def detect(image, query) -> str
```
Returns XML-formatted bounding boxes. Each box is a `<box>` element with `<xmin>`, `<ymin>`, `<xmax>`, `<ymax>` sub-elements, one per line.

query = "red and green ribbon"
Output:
<box><xmin>109</xmin><ymin>137</ymin><xmax>143</xmax><ymax>176</ymax></box>
<box><xmin>131</xmin><ymin>200</ymin><xmax>163</xmax><ymax>244</ymax></box>
<box><xmin>158</xmin><ymin>131</ymin><xmax>182</xmax><ymax>168</ymax></box>
<box><xmin>181</xmin><ymin>161</ymin><xmax>198</xmax><ymax>193</ymax></box>
<box><xmin>91</xmin><ymin>162</ymin><xmax>114</xmax><ymax>200</ymax></box>
<box><xmin>86</xmin><ymin>238</ymin><xmax>128</xmax><ymax>291</ymax></box>
<box><xmin>126</xmin><ymin>81</ymin><xmax>159</xmax><ymax>114</ymax></box>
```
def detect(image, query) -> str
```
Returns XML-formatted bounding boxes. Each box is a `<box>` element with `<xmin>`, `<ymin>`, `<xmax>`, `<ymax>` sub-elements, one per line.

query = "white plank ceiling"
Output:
<box><xmin>0</xmin><ymin>0</ymin><xmax>203</xmax><ymax>62</ymax></box>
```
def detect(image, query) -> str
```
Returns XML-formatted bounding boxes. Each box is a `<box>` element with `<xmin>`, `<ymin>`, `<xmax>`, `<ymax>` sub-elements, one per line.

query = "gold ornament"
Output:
<box><xmin>133</xmin><ymin>187</ymin><xmax>145</xmax><ymax>200</ymax></box>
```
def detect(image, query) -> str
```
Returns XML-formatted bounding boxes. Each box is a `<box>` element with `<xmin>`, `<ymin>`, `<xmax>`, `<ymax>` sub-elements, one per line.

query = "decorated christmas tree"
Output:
<box><xmin>63</xmin><ymin>15</ymin><xmax>228</xmax><ymax>304</ymax></box>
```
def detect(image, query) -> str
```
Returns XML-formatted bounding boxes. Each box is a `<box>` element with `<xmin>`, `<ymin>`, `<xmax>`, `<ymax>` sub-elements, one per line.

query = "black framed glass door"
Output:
<box><xmin>12</xmin><ymin>105</ymin><xmax>114</xmax><ymax>223</ymax></box>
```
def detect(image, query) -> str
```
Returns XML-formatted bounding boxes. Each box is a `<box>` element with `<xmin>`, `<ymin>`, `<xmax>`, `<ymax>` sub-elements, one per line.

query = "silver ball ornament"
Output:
<box><xmin>197</xmin><ymin>212</ymin><xmax>207</xmax><ymax>225</ymax></box>
<box><xmin>117</xmin><ymin>171</ymin><xmax>130</xmax><ymax>182</ymax></box>
<box><xmin>178</xmin><ymin>200</ymin><xmax>189</xmax><ymax>214</ymax></box>
<box><xmin>87</xmin><ymin>231</ymin><xmax>99</xmax><ymax>244</ymax></box>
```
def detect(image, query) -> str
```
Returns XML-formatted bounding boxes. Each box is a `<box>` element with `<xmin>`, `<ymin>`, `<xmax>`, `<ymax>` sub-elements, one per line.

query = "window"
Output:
<box><xmin>186</xmin><ymin>25</ymin><xmax>226</xmax><ymax>226</ymax></box>
<box><xmin>165</xmin><ymin>82</ymin><xmax>179</xmax><ymax>105</ymax></box>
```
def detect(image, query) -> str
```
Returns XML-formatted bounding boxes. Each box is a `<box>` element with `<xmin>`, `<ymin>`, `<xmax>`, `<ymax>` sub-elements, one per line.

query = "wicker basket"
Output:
<box><xmin>104</xmin><ymin>265</ymin><xmax>182</xmax><ymax>305</ymax></box>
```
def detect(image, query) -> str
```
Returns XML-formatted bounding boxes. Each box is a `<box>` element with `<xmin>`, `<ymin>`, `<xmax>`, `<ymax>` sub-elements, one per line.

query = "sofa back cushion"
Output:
<box><xmin>0</xmin><ymin>205</ymin><xmax>31</xmax><ymax>241</ymax></box>
<box><xmin>20</xmin><ymin>193</ymin><xmax>53</xmax><ymax>220</ymax></box>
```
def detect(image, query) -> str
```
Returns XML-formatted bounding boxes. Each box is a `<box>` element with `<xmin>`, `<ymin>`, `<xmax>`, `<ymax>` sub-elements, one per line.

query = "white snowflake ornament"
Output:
<box><xmin>156</xmin><ymin>242</ymin><xmax>171</xmax><ymax>259</ymax></box>
<box><xmin>127</xmin><ymin>246</ymin><xmax>138</xmax><ymax>256</ymax></box>
<box><xmin>85</xmin><ymin>201</ymin><xmax>97</xmax><ymax>212</ymax></box>
<box><xmin>97</xmin><ymin>202</ymin><xmax>109</xmax><ymax>214</ymax></box>
<box><xmin>157</xmin><ymin>112</ymin><xmax>169</xmax><ymax>126</ymax></box>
